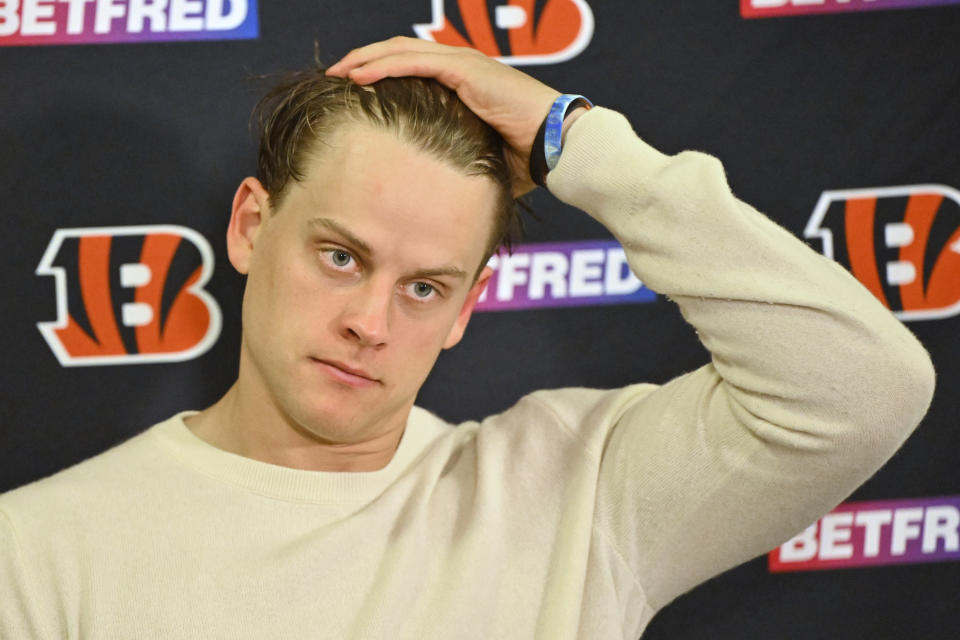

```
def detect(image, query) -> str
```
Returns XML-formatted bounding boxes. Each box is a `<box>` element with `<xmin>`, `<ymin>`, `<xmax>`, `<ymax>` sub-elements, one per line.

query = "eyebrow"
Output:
<box><xmin>308</xmin><ymin>217</ymin><xmax>372</xmax><ymax>257</ymax></box>
<box><xmin>308</xmin><ymin>217</ymin><xmax>468</xmax><ymax>282</ymax></box>
<box><xmin>411</xmin><ymin>265</ymin><xmax>468</xmax><ymax>282</ymax></box>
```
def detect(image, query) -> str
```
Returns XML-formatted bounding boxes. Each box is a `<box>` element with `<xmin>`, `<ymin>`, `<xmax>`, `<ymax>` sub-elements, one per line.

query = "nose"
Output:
<box><xmin>340</xmin><ymin>279</ymin><xmax>391</xmax><ymax>348</ymax></box>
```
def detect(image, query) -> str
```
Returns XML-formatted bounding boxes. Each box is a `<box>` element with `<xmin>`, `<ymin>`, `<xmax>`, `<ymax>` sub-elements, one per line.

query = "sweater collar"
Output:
<box><xmin>149</xmin><ymin>407</ymin><xmax>450</xmax><ymax>504</ymax></box>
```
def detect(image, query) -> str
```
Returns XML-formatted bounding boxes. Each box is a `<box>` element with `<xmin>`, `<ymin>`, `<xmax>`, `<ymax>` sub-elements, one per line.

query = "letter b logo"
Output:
<box><xmin>805</xmin><ymin>185</ymin><xmax>960</xmax><ymax>321</ymax></box>
<box><xmin>36</xmin><ymin>225</ymin><xmax>222</xmax><ymax>366</ymax></box>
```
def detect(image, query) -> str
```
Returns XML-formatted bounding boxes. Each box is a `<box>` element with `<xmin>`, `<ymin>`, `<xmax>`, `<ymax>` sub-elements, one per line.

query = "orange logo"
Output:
<box><xmin>36</xmin><ymin>226</ymin><xmax>222</xmax><ymax>366</ymax></box>
<box><xmin>414</xmin><ymin>0</ymin><xmax>594</xmax><ymax>65</ymax></box>
<box><xmin>805</xmin><ymin>185</ymin><xmax>960</xmax><ymax>321</ymax></box>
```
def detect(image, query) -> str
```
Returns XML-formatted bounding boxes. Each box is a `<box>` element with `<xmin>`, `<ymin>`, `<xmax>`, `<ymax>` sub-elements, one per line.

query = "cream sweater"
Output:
<box><xmin>0</xmin><ymin>108</ymin><xmax>935</xmax><ymax>639</ymax></box>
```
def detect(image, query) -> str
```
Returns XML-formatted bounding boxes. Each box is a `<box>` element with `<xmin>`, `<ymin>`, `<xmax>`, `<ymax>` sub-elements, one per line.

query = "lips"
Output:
<box><xmin>310</xmin><ymin>358</ymin><xmax>380</xmax><ymax>387</ymax></box>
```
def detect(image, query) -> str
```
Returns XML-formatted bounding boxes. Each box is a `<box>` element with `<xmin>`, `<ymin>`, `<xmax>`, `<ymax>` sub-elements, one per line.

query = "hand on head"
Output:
<box><xmin>326</xmin><ymin>36</ymin><xmax>561</xmax><ymax>197</ymax></box>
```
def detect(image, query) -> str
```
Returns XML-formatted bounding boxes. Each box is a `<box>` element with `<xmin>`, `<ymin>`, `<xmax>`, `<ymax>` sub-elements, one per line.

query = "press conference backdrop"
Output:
<box><xmin>2</xmin><ymin>1</ymin><xmax>958</xmax><ymax>637</ymax></box>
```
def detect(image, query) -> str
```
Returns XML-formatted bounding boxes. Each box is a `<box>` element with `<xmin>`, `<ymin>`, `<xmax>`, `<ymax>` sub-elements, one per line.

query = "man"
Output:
<box><xmin>0</xmin><ymin>37</ymin><xmax>935</xmax><ymax>638</ymax></box>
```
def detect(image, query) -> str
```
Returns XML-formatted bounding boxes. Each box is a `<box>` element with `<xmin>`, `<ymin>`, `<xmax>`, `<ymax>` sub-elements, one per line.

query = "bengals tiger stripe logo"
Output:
<box><xmin>805</xmin><ymin>185</ymin><xmax>960</xmax><ymax>321</ymax></box>
<box><xmin>36</xmin><ymin>225</ymin><xmax>222</xmax><ymax>366</ymax></box>
<box><xmin>414</xmin><ymin>0</ymin><xmax>594</xmax><ymax>65</ymax></box>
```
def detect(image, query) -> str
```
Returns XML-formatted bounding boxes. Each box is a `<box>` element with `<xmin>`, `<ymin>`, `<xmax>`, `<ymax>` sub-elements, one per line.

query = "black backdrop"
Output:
<box><xmin>2</xmin><ymin>2</ymin><xmax>958</xmax><ymax>637</ymax></box>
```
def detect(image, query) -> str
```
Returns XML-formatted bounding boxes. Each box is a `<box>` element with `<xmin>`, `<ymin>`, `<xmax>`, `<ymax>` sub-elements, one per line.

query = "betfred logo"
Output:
<box><xmin>804</xmin><ymin>185</ymin><xmax>960</xmax><ymax>321</ymax></box>
<box><xmin>476</xmin><ymin>240</ymin><xmax>656</xmax><ymax>311</ymax></box>
<box><xmin>770</xmin><ymin>496</ymin><xmax>960</xmax><ymax>572</ymax></box>
<box><xmin>36</xmin><ymin>226</ymin><xmax>222</xmax><ymax>366</ymax></box>
<box><xmin>0</xmin><ymin>0</ymin><xmax>258</xmax><ymax>47</ymax></box>
<box><xmin>742</xmin><ymin>0</ymin><xmax>960</xmax><ymax>19</ymax></box>
<box><xmin>414</xmin><ymin>0</ymin><xmax>594</xmax><ymax>65</ymax></box>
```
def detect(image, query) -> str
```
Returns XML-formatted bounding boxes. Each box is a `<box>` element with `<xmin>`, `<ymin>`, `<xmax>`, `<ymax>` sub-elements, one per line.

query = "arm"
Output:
<box><xmin>329</xmin><ymin>38</ymin><xmax>935</xmax><ymax>607</ymax></box>
<box><xmin>546</xmin><ymin>107</ymin><xmax>934</xmax><ymax>606</ymax></box>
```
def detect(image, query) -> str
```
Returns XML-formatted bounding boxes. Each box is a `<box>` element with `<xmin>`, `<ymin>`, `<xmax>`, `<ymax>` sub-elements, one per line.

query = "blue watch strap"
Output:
<box><xmin>544</xmin><ymin>94</ymin><xmax>593</xmax><ymax>171</ymax></box>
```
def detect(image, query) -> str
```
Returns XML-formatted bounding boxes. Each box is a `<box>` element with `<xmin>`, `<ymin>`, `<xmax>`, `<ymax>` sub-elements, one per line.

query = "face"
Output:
<box><xmin>227</xmin><ymin>123</ymin><xmax>497</xmax><ymax>446</ymax></box>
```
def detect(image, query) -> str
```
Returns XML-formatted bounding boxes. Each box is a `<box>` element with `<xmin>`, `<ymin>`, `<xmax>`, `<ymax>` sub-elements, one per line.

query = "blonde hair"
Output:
<box><xmin>253</xmin><ymin>67</ymin><xmax>520</xmax><ymax>272</ymax></box>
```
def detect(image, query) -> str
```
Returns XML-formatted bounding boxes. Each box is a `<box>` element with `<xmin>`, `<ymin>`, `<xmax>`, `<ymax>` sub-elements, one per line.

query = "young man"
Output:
<box><xmin>0</xmin><ymin>37</ymin><xmax>935</xmax><ymax>638</ymax></box>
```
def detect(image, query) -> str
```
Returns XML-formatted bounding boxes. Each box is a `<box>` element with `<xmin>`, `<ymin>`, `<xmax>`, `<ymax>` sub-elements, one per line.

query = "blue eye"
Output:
<box><xmin>412</xmin><ymin>282</ymin><xmax>434</xmax><ymax>298</ymax></box>
<box><xmin>329</xmin><ymin>250</ymin><xmax>353</xmax><ymax>267</ymax></box>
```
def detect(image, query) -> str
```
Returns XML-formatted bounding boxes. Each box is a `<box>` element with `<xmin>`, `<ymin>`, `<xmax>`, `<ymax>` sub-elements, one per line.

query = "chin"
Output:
<box><xmin>286</xmin><ymin>408</ymin><xmax>357</xmax><ymax>444</ymax></box>
<box><xmin>284</xmin><ymin>397</ymin><xmax>380</xmax><ymax>445</ymax></box>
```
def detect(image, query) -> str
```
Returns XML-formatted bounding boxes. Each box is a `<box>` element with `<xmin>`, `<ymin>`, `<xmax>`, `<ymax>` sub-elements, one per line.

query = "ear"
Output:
<box><xmin>226</xmin><ymin>177</ymin><xmax>271</xmax><ymax>275</ymax></box>
<box><xmin>443</xmin><ymin>266</ymin><xmax>493</xmax><ymax>349</ymax></box>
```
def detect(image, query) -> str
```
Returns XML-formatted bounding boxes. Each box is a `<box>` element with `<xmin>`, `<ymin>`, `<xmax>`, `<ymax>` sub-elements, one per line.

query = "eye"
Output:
<box><xmin>413</xmin><ymin>282</ymin><xmax>434</xmax><ymax>297</ymax></box>
<box><xmin>320</xmin><ymin>248</ymin><xmax>358</xmax><ymax>272</ymax></box>
<box><xmin>409</xmin><ymin>282</ymin><xmax>437</xmax><ymax>300</ymax></box>
<box><xmin>329</xmin><ymin>249</ymin><xmax>353</xmax><ymax>267</ymax></box>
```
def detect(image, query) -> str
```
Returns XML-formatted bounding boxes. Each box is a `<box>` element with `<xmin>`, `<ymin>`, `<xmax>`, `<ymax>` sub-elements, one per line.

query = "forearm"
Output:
<box><xmin>548</xmin><ymin>106</ymin><xmax>933</xmax><ymax>442</ymax></box>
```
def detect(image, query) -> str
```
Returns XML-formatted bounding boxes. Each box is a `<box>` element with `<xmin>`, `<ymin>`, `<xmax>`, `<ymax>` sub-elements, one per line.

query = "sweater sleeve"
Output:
<box><xmin>545</xmin><ymin>108</ymin><xmax>936</xmax><ymax>610</ymax></box>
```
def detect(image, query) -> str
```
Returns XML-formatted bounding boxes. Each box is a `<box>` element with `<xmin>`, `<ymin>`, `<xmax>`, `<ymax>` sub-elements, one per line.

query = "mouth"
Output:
<box><xmin>310</xmin><ymin>358</ymin><xmax>380</xmax><ymax>387</ymax></box>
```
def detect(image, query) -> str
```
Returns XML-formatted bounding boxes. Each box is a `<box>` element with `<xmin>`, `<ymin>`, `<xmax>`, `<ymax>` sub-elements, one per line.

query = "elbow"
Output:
<box><xmin>855</xmin><ymin>328</ymin><xmax>936</xmax><ymax>451</ymax></box>
<box><xmin>896</xmin><ymin>336</ymin><xmax>936</xmax><ymax>432</ymax></box>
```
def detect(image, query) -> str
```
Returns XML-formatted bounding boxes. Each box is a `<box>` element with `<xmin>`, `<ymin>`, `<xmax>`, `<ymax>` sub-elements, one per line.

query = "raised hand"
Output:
<box><xmin>326</xmin><ymin>36</ymin><xmax>562</xmax><ymax>196</ymax></box>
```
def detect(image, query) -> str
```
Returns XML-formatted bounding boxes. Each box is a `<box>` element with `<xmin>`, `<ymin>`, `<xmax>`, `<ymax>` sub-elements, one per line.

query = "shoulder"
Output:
<box><xmin>408</xmin><ymin>404</ymin><xmax>456</xmax><ymax>436</ymax></box>
<box><xmin>472</xmin><ymin>384</ymin><xmax>660</xmax><ymax>456</ymax></box>
<box><xmin>0</xmin><ymin>415</ymin><xmax>177</xmax><ymax>530</ymax></box>
<box><xmin>516</xmin><ymin>384</ymin><xmax>661</xmax><ymax>430</ymax></box>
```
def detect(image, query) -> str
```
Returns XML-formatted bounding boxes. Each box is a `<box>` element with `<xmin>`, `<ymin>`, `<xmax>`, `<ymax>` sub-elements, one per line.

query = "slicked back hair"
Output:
<box><xmin>253</xmin><ymin>67</ymin><xmax>520</xmax><ymax>275</ymax></box>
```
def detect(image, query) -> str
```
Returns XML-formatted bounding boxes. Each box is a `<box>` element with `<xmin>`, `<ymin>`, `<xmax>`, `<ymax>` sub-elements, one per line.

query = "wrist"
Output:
<box><xmin>561</xmin><ymin>106</ymin><xmax>589</xmax><ymax>144</ymax></box>
<box><xmin>528</xmin><ymin>95</ymin><xmax>594</xmax><ymax>188</ymax></box>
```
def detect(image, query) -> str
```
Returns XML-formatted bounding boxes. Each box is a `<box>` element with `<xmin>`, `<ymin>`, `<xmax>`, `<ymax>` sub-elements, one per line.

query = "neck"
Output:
<box><xmin>184</xmin><ymin>382</ymin><xmax>406</xmax><ymax>473</ymax></box>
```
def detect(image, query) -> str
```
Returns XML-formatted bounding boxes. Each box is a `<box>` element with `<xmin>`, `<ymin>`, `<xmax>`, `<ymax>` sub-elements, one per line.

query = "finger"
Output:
<box><xmin>327</xmin><ymin>36</ymin><xmax>459</xmax><ymax>76</ymax></box>
<box><xmin>342</xmin><ymin>51</ymin><xmax>469</xmax><ymax>89</ymax></box>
